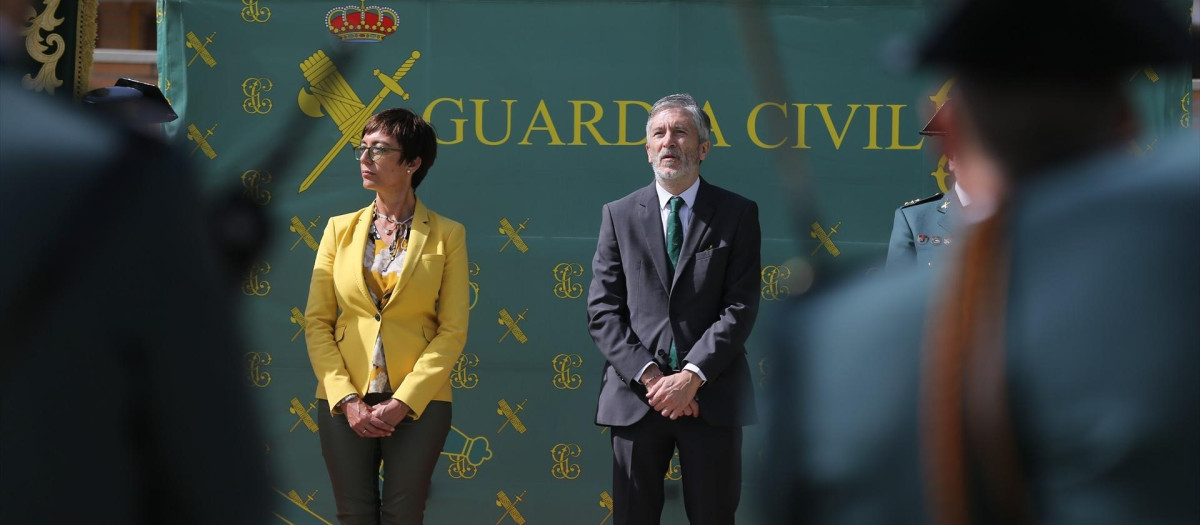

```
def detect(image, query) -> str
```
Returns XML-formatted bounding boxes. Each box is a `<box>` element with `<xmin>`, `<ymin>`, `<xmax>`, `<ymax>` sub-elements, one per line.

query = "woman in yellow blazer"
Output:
<box><xmin>305</xmin><ymin>108</ymin><xmax>469</xmax><ymax>524</ymax></box>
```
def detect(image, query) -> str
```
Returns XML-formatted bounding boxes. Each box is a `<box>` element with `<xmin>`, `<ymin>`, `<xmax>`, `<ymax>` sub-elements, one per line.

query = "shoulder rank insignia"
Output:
<box><xmin>902</xmin><ymin>192</ymin><xmax>944</xmax><ymax>208</ymax></box>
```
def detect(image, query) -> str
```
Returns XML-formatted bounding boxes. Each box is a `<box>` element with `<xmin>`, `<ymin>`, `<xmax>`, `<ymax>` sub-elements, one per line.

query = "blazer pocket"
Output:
<box><xmin>334</xmin><ymin>325</ymin><xmax>347</xmax><ymax>342</ymax></box>
<box><xmin>421</xmin><ymin>325</ymin><xmax>436</xmax><ymax>343</ymax></box>
<box><xmin>694</xmin><ymin>245</ymin><xmax>728</xmax><ymax>261</ymax></box>
<box><xmin>419</xmin><ymin>253</ymin><xmax>446</xmax><ymax>281</ymax></box>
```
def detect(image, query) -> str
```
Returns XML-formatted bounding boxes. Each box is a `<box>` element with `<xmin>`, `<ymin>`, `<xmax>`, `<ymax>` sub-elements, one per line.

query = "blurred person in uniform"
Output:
<box><xmin>763</xmin><ymin>1</ymin><xmax>1196</xmax><ymax>524</ymax></box>
<box><xmin>0</xmin><ymin>1</ymin><xmax>271</xmax><ymax>522</ymax></box>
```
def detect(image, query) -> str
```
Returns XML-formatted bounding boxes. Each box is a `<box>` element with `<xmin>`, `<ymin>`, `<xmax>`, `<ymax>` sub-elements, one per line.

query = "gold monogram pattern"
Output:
<box><xmin>760</xmin><ymin>265</ymin><xmax>791</xmax><ymax>300</ymax></box>
<box><xmin>241</xmin><ymin>77</ymin><xmax>273</xmax><ymax>114</ymax></box>
<box><xmin>468</xmin><ymin>262</ymin><xmax>481</xmax><ymax>310</ymax></box>
<box><xmin>441</xmin><ymin>425</ymin><xmax>494</xmax><ymax>479</ymax></box>
<box><xmin>242</xmin><ymin>261</ymin><xmax>271</xmax><ymax>296</ymax></box>
<box><xmin>1182</xmin><ymin>91</ymin><xmax>1191</xmax><ymax>129</ymax></box>
<box><xmin>550</xmin><ymin>443</ymin><xmax>583</xmax><ymax>480</ymax></box>
<box><xmin>551</xmin><ymin>353</ymin><xmax>583</xmax><ymax>390</ymax></box>
<box><xmin>241</xmin><ymin>170</ymin><xmax>272</xmax><ymax>206</ymax></box>
<box><xmin>246</xmin><ymin>352</ymin><xmax>272</xmax><ymax>387</ymax></box>
<box><xmin>552</xmin><ymin>262</ymin><xmax>584</xmax><ymax>299</ymax></box>
<box><xmin>928</xmin><ymin>78</ymin><xmax>954</xmax><ymax>111</ymax></box>
<box><xmin>930</xmin><ymin>154</ymin><xmax>952</xmax><ymax>193</ymax></box>
<box><xmin>665</xmin><ymin>451</ymin><xmax>682</xmax><ymax>481</ymax></box>
<box><xmin>241</xmin><ymin>0</ymin><xmax>271</xmax><ymax>23</ymax></box>
<box><xmin>450</xmin><ymin>353</ymin><xmax>480</xmax><ymax>389</ymax></box>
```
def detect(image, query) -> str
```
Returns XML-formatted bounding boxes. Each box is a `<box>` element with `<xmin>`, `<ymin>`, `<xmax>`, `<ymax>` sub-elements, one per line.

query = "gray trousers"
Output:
<box><xmin>317</xmin><ymin>397</ymin><xmax>452</xmax><ymax>525</ymax></box>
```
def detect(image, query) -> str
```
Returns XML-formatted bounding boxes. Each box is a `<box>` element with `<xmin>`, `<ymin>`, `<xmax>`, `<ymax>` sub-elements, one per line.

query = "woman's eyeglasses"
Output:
<box><xmin>353</xmin><ymin>145</ymin><xmax>402</xmax><ymax>163</ymax></box>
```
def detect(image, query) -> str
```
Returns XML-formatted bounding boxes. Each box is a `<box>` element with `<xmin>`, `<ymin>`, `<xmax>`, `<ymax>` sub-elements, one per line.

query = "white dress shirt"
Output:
<box><xmin>635</xmin><ymin>178</ymin><xmax>708</xmax><ymax>384</ymax></box>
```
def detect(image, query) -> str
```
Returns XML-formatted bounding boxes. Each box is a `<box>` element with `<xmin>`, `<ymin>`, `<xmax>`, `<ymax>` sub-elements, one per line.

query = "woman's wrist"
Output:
<box><xmin>336</xmin><ymin>393</ymin><xmax>360</xmax><ymax>410</ymax></box>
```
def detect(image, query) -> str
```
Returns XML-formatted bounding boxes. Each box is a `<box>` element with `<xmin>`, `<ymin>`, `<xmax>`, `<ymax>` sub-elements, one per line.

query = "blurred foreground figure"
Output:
<box><xmin>765</xmin><ymin>1</ymin><xmax>1197</xmax><ymax>524</ymax></box>
<box><xmin>0</xmin><ymin>6</ymin><xmax>270</xmax><ymax>522</ymax></box>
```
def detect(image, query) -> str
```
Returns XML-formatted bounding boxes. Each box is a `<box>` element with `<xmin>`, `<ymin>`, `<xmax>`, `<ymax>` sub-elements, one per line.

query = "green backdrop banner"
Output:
<box><xmin>157</xmin><ymin>1</ymin><xmax>1192</xmax><ymax>523</ymax></box>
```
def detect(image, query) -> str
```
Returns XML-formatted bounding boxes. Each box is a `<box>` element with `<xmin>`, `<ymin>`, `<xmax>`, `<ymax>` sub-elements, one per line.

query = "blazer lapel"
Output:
<box><xmin>670</xmin><ymin>178</ymin><xmax>713</xmax><ymax>291</ymax></box>
<box><xmin>348</xmin><ymin>206</ymin><xmax>375</xmax><ymax>307</ymax></box>
<box><xmin>638</xmin><ymin>185</ymin><xmax>671</xmax><ymax>292</ymax></box>
<box><xmin>384</xmin><ymin>198</ymin><xmax>429</xmax><ymax>310</ymax></box>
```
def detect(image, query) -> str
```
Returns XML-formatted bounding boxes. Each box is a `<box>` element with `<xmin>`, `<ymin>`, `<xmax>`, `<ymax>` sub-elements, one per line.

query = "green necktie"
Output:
<box><xmin>667</xmin><ymin>196</ymin><xmax>684</xmax><ymax>272</ymax></box>
<box><xmin>666</xmin><ymin>196</ymin><xmax>683</xmax><ymax>368</ymax></box>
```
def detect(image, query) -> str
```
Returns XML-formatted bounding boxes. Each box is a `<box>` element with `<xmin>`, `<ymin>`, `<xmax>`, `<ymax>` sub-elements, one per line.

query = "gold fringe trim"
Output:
<box><xmin>73</xmin><ymin>0</ymin><xmax>98</xmax><ymax>99</ymax></box>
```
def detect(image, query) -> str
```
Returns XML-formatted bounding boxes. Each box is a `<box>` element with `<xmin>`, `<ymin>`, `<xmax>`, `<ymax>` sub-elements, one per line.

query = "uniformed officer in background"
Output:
<box><xmin>886</xmin><ymin>101</ymin><xmax>959</xmax><ymax>269</ymax></box>
<box><xmin>763</xmin><ymin>1</ymin><xmax>1196</xmax><ymax>524</ymax></box>
<box><xmin>886</xmin><ymin>99</ymin><xmax>1004</xmax><ymax>271</ymax></box>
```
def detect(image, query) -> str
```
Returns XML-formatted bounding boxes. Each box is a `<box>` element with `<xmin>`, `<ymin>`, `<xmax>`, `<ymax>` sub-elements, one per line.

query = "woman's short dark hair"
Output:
<box><xmin>362</xmin><ymin>108</ymin><xmax>438</xmax><ymax>190</ymax></box>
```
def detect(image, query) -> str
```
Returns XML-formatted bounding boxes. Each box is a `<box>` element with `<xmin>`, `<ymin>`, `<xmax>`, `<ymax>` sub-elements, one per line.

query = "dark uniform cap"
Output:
<box><xmin>82</xmin><ymin>78</ymin><xmax>178</xmax><ymax>124</ymax></box>
<box><xmin>917</xmin><ymin>0</ymin><xmax>1191</xmax><ymax>79</ymax></box>
<box><xmin>919</xmin><ymin>100</ymin><xmax>952</xmax><ymax>137</ymax></box>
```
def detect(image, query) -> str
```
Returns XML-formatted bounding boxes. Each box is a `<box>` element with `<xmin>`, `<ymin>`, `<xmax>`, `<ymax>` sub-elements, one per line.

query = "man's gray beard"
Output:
<box><xmin>652</xmin><ymin>163</ymin><xmax>698</xmax><ymax>183</ymax></box>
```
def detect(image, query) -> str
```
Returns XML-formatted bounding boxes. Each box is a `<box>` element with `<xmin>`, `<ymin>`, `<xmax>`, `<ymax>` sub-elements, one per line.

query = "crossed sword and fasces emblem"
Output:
<box><xmin>496</xmin><ymin>490</ymin><xmax>527</xmax><ymax>525</ymax></box>
<box><xmin>497</xmin><ymin>308</ymin><xmax>528</xmax><ymax>344</ymax></box>
<box><xmin>496</xmin><ymin>398</ymin><xmax>527</xmax><ymax>434</ymax></box>
<box><xmin>810</xmin><ymin>221</ymin><xmax>841</xmax><ymax>257</ymax></box>
<box><xmin>296</xmin><ymin>50</ymin><xmax>422</xmax><ymax>193</ymax></box>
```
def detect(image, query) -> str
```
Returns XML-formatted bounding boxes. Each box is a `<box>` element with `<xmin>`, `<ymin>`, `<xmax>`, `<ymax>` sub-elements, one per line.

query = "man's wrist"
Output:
<box><xmin>641</xmin><ymin>368</ymin><xmax>663</xmax><ymax>385</ymax></box>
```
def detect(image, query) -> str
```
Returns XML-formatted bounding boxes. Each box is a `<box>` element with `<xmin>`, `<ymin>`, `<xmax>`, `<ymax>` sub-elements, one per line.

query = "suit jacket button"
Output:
<box><xmin>374</xmin><ymin>313</ymin><xmax>381</xmax><ymax>321</ymax></box>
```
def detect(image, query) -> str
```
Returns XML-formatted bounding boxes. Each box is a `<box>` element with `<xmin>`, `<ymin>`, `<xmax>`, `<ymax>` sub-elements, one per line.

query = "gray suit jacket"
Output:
<box><xmin>587</xmin><ymin>178</ymin><xmax>760</xmax><ymax>427</ymax></box>
<box><xmin>886</xmin><ymin>188</ymin><xmax>960</xmax><ymax>271</ymax></box>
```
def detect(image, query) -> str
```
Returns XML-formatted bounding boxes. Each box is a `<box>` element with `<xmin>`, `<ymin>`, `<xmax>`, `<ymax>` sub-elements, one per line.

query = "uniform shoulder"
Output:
<box><xmin>901</xmin><ymin>192</ymin><xmax>944</xmax><ymax>209</ymax></box>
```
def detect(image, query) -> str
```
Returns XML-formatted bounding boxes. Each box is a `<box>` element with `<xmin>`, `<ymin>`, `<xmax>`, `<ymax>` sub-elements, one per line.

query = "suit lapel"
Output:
<box><xmin>936</xmin><ymin>191</ymin><xmax>955</xmax><ymax>232</ymax></box>
<box><xmin>638</xmin><ymin>185</ymin><xmax>671</xmax><ymax>292</ymax></box>
<box><xmin>384</xmin><ymin>198</ymin><xmax>429</xmax><ymax>310</ymax></box>
<box><xmin>348</xmin><ymin>206</ymin><xmax>375</xmax><ymax>307</ymax></box>
<box><xmin>670</xmin><ymin>178</ymin><xmax>713</xmax><ymax>291</ymax></box>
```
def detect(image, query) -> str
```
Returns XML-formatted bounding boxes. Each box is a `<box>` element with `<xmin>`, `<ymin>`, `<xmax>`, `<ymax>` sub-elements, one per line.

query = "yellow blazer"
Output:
<box><xmin>305</xmin><ymin>198</ymin><xmax>469</xmax><ymax>418</ymax></box>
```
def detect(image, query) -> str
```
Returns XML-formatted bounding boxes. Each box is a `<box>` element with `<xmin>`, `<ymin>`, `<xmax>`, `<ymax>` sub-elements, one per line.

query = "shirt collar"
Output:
<box><xmin>953</xmin><ymin>183</ymin><xmax>972</xmax><ymax>207</ymax></box>
<box><xmin>655</xmin><ymin>177</ymin><xmax>701</xmax><ymax>211</ymax></box>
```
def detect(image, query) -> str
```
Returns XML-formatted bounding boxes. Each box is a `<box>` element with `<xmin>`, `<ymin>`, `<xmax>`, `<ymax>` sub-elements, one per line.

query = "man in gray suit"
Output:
<box><xmin>588</xmin><ymin>93</ymin><xmax>761</xmax><ymax>525</ymax></box>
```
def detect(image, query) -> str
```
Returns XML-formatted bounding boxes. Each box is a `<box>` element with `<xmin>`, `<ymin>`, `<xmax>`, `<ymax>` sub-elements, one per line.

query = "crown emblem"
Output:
<box><xmin>326</xmin><ymin>1</ymin><xmax>398</xmax><ymax>43</ymax></box>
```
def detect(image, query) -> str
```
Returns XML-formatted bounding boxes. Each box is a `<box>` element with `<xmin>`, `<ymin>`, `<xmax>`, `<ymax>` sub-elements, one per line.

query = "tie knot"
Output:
<box><xmin>668</xmin><ymin>196</ymin><xmax>684</xmax><ymax>213</ymax></box>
